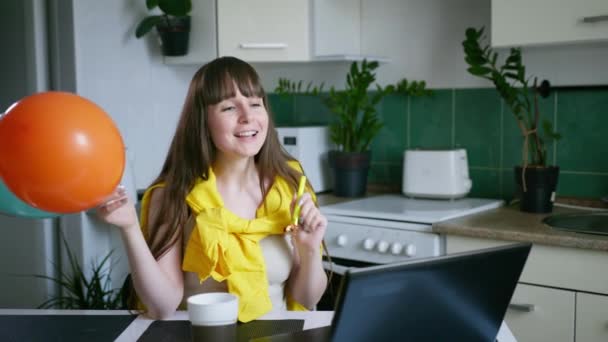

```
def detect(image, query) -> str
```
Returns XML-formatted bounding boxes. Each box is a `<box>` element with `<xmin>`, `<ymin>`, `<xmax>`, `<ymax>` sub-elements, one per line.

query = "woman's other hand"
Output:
<box><xmin>290</xmin><ymin>192</ymin><xmax>327</xmax><ymax>255</ymax></box>
<box><xmin>96</xmin><ymin>185</ymin><xmax>138</xmax><ymax>231</ymax></box>
<box><xmin>286</xmin><ymin>192</ymin><xmax>328</xmax><ymax>308</ymax></box>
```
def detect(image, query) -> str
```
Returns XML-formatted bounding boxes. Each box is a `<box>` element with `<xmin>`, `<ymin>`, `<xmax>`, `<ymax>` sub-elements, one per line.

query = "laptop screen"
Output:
<box><xmin>331</xmin><ymin>243</ymin><xmax>531</xmax><ymax>341</ymax></box>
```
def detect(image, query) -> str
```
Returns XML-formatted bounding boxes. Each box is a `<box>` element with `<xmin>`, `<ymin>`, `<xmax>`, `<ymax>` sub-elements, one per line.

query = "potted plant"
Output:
<box><xmin>463</xmin><ymin>27</ymin><xmax>561</xmax><ymax>213</ymax></box>
<box><xmin>34</xmin><ymin>234</ymin><xmax>126</xmax><ymax>309</ymax></box>
<box><xmin>326</xmin><ymin>60</ymin><xmax>431</xmax><ymax>197</ymax></box>
<box><xmin>323</xmin><ymin>60</ymin><xmax>383</xmax><ymax>197</ymax></box>
<box><xmin>135</xmin><ymin>0</ymin><xmax>192</xmax><ymax>57</ymax></box>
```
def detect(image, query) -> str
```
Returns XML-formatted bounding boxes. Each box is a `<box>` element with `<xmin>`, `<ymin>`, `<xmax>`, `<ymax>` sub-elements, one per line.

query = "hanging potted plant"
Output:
<box><xmin>463</xmin><ymin>27</ymin><xmax>561</xmax><ymax>213</ymax></box>
<box><xmin>135</xmin><ymin>0</ymin><xmax>192</xmax><ymax>57</ymax></box>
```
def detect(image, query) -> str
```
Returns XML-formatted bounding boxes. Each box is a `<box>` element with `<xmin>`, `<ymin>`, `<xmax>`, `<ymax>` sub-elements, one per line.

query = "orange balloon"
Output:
<box><xmin>0</xmin><ymin>92</ymin><xmax>125</xmax><ymax>213</ymax></box>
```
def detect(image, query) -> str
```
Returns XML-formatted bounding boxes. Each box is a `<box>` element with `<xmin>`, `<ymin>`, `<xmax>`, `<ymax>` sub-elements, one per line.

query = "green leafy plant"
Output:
<box><xmin>326</xmin><ymin>60</ymin><xmax>385</xmax><ymax>152</ymax></box>
<box><xmin>135</xmin><ymin>0</ymin><xmax>192</xmax><ymax>38</ymax></box>
<box><xmin>35</xmin><ymin>235</ymin><xmax>125</xmax><ymax>309</ymax></box>
<box><xmin>275</xmin><ymin>79</ymin><xmax>325</xmax><ymax>97</ymax></box>
<box><xmin>327</xmin><ymin>60</ymin><xmax>432</xmax><ymax>152</ymax></box>
<box><xmin>462</xmin><ymin>27</ymin><xmax>561</xmax><ymax>167</ymax></box>
<box><xmin>274</xmin><ymin>60</ymin><xmax>432</xmax><ymax>153</ymax></box>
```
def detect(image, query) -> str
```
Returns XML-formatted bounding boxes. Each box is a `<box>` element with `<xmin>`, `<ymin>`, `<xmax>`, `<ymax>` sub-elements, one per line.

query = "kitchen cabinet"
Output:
<box><xmin>576</xmin><ymin>292</ymin><xmax>608</xmax><ymax>342</ymax></box>
<box><xmin>491</xmin><ymin>0</ymin><xmax>608</xmax><ymax>47</ymax></box>
<box><xmin>216</xmin><ymin>0</ymin><xmax>310</xmax><ymax>62</ymax></box>
<box><xmin>446</xmin><ymin>235</ymin><xmax>608</xmax><ymax>342</ymax></box>
<box><xmin>165</xmin><ymin>0</ymin><xmax>383</xmax><ymax>64</ymax></box>
<box><xmin>506</xmin><ymin>284</ymin><xmax>574</xmax><ymax>342</ymax></box>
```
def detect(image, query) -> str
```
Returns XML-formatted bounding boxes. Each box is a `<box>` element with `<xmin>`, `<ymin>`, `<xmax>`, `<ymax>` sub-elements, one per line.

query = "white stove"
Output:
<box><xmin>323</xmin><ymin>194</ymin><xmax>504</xmax><ymax>225</ymax></box>
<box><xmin>321</xmin><ymin>194</ymin><xmax>503</xmax><ymax>266</ymax></box>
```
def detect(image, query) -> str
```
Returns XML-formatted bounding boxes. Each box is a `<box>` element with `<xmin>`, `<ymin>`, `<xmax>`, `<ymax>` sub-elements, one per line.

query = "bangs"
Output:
<box><xmin>201</xmin><ymin>58</ymin><xmax>265</xmax><ymax>105</ymax></box>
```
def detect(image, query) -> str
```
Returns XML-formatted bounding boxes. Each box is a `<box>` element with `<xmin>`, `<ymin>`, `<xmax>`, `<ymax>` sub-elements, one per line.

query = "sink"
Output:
<box><xmin>543</xmin><ymin>212</ymin><xmax>608</xmax><ymax>236</ymax></box>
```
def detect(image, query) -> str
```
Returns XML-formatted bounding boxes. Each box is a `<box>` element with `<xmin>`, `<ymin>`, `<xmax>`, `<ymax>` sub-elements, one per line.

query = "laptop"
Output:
<box><xmin>253</xmin><ymin>243</ymin><xmax>531</xmax><ymax>342</ymax></box>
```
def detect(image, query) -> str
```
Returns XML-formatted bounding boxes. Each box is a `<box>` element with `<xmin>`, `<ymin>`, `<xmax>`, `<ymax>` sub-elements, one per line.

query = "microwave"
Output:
<box><xmin>276</xmin><ymin>126</ymin><xmax>333</xmax><ymax>192</ymax></box>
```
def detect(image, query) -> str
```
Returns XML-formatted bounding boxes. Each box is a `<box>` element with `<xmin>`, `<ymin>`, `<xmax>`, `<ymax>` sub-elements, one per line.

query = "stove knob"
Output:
<box><xmin>362</xmin><ymin>238</ymin><xmax>376</xmax><ymax>251</ymax></box>
<box><xmin>336</xmin><ymin>234</ymin><xmax>348</xmax><ymax>247</ymax></box>
<box><xmin>390</xmin><ymin>242</ymin><xmax>404</xmax><ymax>255</ymax></box>
<box><xmin>405</xmin><ymin>244</ymin><xmax>417</xmax><ymax>257</ymax></box>
<box><xmin>376</xmin><ymin>240</ymin><xmax>389</xmax><ymax>253</ymax></box>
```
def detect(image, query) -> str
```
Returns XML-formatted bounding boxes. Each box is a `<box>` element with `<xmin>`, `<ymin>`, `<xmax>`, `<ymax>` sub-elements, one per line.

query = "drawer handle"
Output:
<box><xmin>581</xmin><ymin>15</ymin><xmax>608</xmax><ymax>23</ymax></box>
<box><xmin>508</xmin><ymin>303</ymin><xmax>536</xmax><ymax>312</ymax></box>
<box><xmin>239</xmin><ymin>43</ymin><xmax>288</xmax><ymax>49</ymax></box>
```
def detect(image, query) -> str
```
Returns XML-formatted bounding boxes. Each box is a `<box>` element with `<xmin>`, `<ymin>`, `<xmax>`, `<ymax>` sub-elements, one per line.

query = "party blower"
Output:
<box><xmin>285</xmin><ymin>176</ymin><xmax>307</xmax><ymax>233</ymax></box>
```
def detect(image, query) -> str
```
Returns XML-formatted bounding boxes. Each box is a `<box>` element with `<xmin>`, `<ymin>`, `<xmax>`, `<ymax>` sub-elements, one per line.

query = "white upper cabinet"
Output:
<box><xmin>217</xmin><ymin>0</ymin><xmax>310</xmax><ymax>62</ymax></box>
<box><xmin>312</xmin><ymin>0</ymin><xmax>362</xmax><ymax>59</ymax></box>
<box><xmin>166</xmin><ymin>0</ymin><xmax>382</xmax><ymax>64</ymax></box>
<box><xmin>491</xmin><ymin>0</ymin><xmax>608</xmax><ymax>47</ymax></box>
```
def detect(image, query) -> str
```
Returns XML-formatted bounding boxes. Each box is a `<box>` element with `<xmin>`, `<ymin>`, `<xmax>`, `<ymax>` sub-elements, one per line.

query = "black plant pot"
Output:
<box><xmin>328</xmin><ymin>150</ymin><xmax>371</xmax><ymax>197</ymax></box>
<box><xmin>156</xmin><ymin>16</ymin><xmax>191</xmax><ymax>56</ymax></box>
<box><xmin>514</xmin><ymin>166</ymin><xmax>560</xmax><ymax>213</ymax></box>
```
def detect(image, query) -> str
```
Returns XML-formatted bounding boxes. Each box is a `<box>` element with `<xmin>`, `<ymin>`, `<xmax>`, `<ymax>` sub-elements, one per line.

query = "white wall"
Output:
<box><xmin>362</xmin><ymin>0</ymin><xmax>491</xmax><ymax>88</ymax></box>
<box><xmin>517</xmin><ymin>42</ymin><xmax>608</xmax><ymax>86</ymax></box>
<box><xmin>68</xmin><ymin>0</ymin><xmax>608</xmax><ymax>189</ymax></box>
<box><xmin>6</xmin><ymin>0</ymin><xmax>607</xmax><ymax>189</ymax></box>
<box><xmin>361</xmin><ymin>0</ymin><xmax>608</xmax><ymax>88</ymax></box>
<box><xmin>65</xmin><ymin>0</ymin><xmax>491</xmax><ymax>191</ymax></box>
<box><xmin>70</xmin><ymin>0</ymin><xmax>198</xmax><ymax>190</ymax></box>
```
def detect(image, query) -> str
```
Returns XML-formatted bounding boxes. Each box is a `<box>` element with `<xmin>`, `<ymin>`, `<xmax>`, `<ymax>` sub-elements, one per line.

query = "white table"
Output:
<box><xmin>0</xmin><ymin>309</ymin><xmax>516</xmax><ymax>341</ymax></box>
<box><xmin>116</xmin><ymin>310</ymin><xmax>517</xmax><ymax>342</ymax></box>
<box><xmin>116</xmin><ymin>310</ymin><xmax>333</xmax><ymax>341</ymax></box>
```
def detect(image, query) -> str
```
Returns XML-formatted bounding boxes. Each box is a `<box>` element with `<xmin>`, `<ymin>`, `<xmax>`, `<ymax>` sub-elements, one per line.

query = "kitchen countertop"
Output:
<box><xmin>317</xmin><ymin>191</ymin><xmax>608</xmax><ymax>252</ymax></box>
<box><xmin>316</xmin><ymin>192</ymin><xmax>355</xmax><ymax>206</ymax></box>
<box><xmin>433</xmin><ymin>204</ymin><xmax>608</xmax><ymax>252</ymax></box>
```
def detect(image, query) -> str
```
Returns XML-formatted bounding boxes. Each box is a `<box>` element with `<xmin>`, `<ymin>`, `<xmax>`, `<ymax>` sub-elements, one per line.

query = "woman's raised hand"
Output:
<box><xmin>96</xmin><ymin>185</ymin><xmax>139</xmax><ymax>231</ymax></box>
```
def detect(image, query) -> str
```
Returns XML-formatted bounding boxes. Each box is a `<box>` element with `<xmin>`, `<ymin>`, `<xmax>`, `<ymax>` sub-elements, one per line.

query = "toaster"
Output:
<box><xmin>402</xmin><ymin>149</ymin><xmax>472</xmax><ymax>199</ymax></box>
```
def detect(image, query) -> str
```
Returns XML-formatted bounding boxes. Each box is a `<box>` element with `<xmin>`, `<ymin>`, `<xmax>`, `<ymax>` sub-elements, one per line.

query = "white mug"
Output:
<box><xmin>187</xmin><ymin>292</ymin><xmax>239</xmax><ymax>326</ymax></box>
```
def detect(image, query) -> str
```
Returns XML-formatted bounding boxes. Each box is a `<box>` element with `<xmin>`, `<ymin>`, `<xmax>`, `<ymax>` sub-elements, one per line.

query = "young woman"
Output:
<box><xmin>97</xmin><ymin>56</ymin><xmax>327</xmax><ymax>322</ymax></box>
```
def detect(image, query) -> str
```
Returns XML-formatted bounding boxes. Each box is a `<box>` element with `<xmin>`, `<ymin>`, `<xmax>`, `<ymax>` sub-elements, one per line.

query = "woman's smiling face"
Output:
<box><xmin>206</xmin><ymin>85</ymin><xmax>268</xmax><ymax>160</ymax></box>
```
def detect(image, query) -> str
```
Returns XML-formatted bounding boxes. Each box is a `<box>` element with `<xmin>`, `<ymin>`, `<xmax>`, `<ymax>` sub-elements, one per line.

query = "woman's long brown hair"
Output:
<box><xmin>146</xmin><ymin>56</ymin><xmax>305</xmax><ymax>260</ymax></box>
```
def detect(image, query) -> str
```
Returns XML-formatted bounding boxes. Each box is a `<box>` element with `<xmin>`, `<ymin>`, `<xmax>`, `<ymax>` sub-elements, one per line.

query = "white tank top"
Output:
<box><xmin>180</xmin><ymin>218</ymin><xmax>294</xmax><ymax>311</ymax></box>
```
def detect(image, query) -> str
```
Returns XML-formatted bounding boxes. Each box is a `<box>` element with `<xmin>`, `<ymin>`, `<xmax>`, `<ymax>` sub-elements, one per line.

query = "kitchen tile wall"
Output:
<box><xmin>268</xmin><ymin>86</ymin><xmax>608</xmax><ymax>200</ymax></box>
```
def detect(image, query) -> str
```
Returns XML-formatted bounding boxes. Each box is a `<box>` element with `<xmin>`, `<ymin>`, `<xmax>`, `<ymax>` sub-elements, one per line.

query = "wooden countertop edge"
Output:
<box><xmin>433</xmin><ymin>224</ymin><xmax>608</xmax><ymax>252</ymax></box>
<box><xmin>432</xmin><ymin>204</ymin><xmax>608</xmax><ymax>254</ymax></box>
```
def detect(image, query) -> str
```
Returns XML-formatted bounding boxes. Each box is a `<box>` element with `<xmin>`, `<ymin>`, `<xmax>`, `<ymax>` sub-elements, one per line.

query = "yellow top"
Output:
<box><xmin>140</xmin><ymin>161</ymin><xmax>315</xmax><ymax>322</ymax></box>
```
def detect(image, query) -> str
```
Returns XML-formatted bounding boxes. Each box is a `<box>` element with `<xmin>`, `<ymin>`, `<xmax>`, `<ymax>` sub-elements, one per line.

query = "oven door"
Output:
<box><xmin>317</xmin><ymin>256</ymin><xmax>380</xmax><ymax>310</ymax></box>
<box><xmin>322</xmin><ymin>257</ymin><xmax>378</xmax><ymax>275</ymax></box>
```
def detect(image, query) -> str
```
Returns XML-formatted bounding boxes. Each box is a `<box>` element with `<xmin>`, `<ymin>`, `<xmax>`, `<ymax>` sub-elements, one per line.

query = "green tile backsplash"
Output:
<box><xmin>293</xmin><ymin>95</ymin><xmax>332</xmax><ymax>126</ymax></box>
<box><xmin>409</xmin><ymin>90</ymin><xmax>453</xmax><ymax>149</ymax></box>
<box><xmin>267</xmin><ymin>94</ymin><xmax>293</xmax><ymax>126</ymax></box>
<box><xmin>371</xmin><ymin>94</ymin><xmax>407</xmax><ymax>163</ymax></box>
<box><xmin>454</xmin><ymin>89</ymin><xmax>502</xmax><ymax>168</ymax></box>
<box><xmin>269</xmin><ymin>86</ymin><xmax>608</xmax><ymax>200</ymax></box>
<box><xmin>557</xmin><ymin>89</ymin><xmax>608</xmax><ymax>173</ymax></box>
